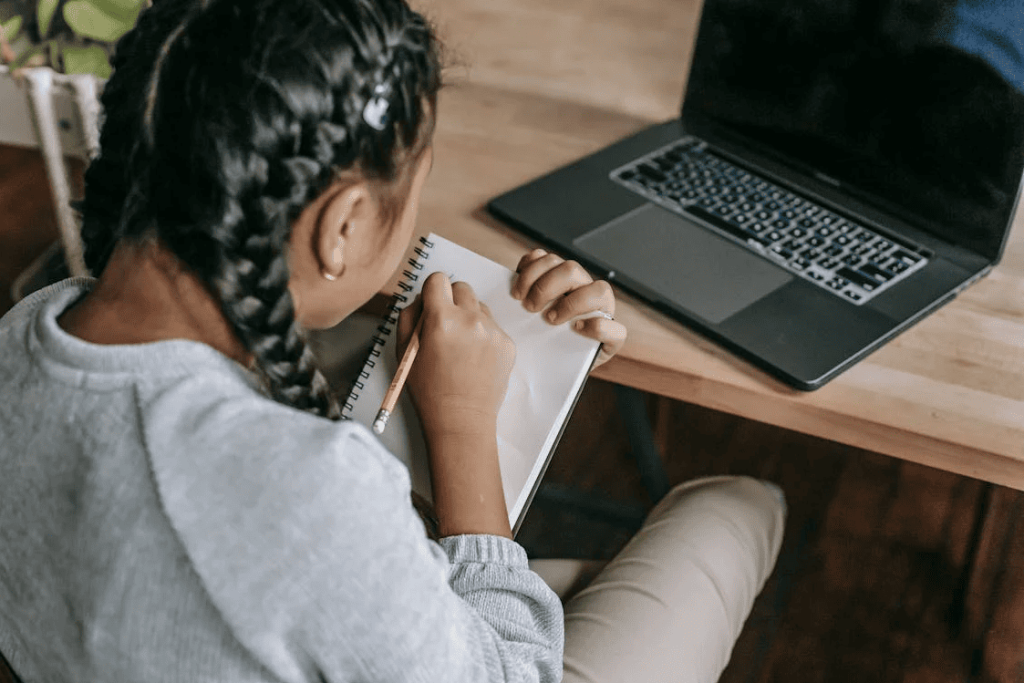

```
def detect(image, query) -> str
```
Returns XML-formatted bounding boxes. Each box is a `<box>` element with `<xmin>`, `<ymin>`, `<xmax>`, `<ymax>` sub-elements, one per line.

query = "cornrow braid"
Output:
<box><xmin>80</xmin><ymin>0</ymin><xmax>202</xmax><ymax>275</ymax></box>
<box><xmin>141</xmin><ymin>0</ymin><xmax>209</xmax><ymax>151</ymax></box>
<box><xmin>79</xmin><ymin>0</ymin><xmax>443</xmax><ymax>420</ymax></box>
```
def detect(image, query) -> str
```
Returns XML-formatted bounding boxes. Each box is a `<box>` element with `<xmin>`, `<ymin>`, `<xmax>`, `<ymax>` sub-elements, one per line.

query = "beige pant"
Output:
<box><xmin>530</xmin><ymin>476</ymin><xmax>786</xmax><ymax>683</ymax></box>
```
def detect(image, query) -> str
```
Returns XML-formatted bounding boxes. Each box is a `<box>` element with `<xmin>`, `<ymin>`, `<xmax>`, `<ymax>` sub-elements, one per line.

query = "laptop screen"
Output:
<box><xmin>682</xmin><ymin>0</ymin><xmax>1024</xmax><ymax>261</ymax></box>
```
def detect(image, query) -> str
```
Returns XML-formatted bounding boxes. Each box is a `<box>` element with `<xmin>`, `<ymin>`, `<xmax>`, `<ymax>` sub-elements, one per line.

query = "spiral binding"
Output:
<box><xmin>341</xmin><ymin>235</ymin><xmax>434</xmax><ymax>420</ymax></box>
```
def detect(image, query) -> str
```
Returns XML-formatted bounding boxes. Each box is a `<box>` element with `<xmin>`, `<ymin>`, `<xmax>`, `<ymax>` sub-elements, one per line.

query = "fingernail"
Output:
<box><xmin>546</xmin><ymin>309</ymin><xmax>558</xmax><ymax>323</ymax></box>
<box><xmin>574</xmin><ymin>320</ymin><xmax>585</xmax><ymax>331</ymax></box>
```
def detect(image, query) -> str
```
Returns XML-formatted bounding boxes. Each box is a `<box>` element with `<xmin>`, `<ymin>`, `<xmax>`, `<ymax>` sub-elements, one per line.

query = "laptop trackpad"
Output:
<box><xmin>575</xmin><ymin>204</ymin><xmax>793</xmax><ymax>324</ymax></box>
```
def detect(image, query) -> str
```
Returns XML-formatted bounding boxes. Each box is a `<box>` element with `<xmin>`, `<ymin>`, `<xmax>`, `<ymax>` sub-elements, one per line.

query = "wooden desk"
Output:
<box><xmin>412</xmin><ymin>0</ymin><xmax>1024</xmax><ymax>489</ymax></box>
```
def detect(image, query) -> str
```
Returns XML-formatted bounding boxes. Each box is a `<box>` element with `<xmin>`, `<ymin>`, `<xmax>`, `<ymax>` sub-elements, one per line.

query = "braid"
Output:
<box><xmin>79</xmin><ymin>0</ymin><xmax>442</xmax><ymax>420</ymax></box>
<box><xmin>80</xmin><ymin>0</ymin><xmax>205</xmax><ymax>274</ymax></box>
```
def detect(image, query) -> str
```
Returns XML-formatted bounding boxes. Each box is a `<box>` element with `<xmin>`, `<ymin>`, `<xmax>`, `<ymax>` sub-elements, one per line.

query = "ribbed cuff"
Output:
<box><xmin>439</xmin><ymin>534</ymin><xmax>529</xmax><ymax>567</ymax></box>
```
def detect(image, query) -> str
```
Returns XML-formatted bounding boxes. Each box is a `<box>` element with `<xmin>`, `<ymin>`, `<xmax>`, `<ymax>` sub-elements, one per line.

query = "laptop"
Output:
<box><xmin>487</xmin><ymin>0</ymin><xmax>1024</xmax><ymax>390</ymax></box>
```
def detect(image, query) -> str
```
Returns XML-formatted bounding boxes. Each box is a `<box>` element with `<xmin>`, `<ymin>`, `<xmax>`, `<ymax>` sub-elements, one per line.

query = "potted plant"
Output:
<box><xmin>0</xmin><ymin>0</ymin><xmax>146</xmax><ymax>285</ymax></box>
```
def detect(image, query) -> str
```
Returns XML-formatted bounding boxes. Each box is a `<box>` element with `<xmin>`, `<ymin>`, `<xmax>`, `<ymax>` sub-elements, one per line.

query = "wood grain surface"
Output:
<box><xmin>412</xmin><ymin>0</ymin><xmax>1024</xmax><ymax>488</ymax></box>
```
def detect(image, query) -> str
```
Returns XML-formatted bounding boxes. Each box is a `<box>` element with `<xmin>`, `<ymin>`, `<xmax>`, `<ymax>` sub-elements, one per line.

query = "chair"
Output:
<box><xmin>1</xmin><ymin>66</ymin><xmax>101</xmax><ymax>302</ymax></box>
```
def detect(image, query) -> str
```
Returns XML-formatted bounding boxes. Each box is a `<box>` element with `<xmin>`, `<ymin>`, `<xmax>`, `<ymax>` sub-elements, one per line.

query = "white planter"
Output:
<box><xmin>0</xmin><ymin>65</ymin><xmax>99</xmax><ymax>158</ymax></box>
<box><xmin>0</xmin><ymin>65</ymin><xmax>103</xmax><ymax>281</ymax></box>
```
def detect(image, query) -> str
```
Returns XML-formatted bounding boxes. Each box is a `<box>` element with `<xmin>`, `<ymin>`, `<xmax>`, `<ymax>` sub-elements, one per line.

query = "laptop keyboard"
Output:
<box><xmin>610</xmin><ymin>138</ymin><xmax>930</xmax><ymax>304</ymax></box>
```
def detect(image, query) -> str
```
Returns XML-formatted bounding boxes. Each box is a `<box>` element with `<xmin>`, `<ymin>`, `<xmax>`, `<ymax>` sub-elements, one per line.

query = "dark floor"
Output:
<box><xmin>4</xmin><ymin>144</ymin><xmax>1023</xmax><ymax>683</ymax></box>
<box><xmin>518</xmin><ymin>378</ymin><xmax>1024</xmax><ymax>683</ymax></box>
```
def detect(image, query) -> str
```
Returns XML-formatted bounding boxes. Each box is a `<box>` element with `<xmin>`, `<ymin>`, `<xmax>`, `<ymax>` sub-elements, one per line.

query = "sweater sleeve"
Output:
<box><xmin>440</xmin><ymin>535</ymin><xmax>565</xmax><ymax>679</ymax></box>
<box><xmin>144</xmin><ymin>383</ymin><xmax>563</xmax><ymax>683</ymax></box>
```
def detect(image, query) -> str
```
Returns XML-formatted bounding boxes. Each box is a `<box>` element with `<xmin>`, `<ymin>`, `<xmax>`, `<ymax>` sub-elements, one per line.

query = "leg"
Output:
<box><xmin>560</xmin><ymin>476</ymin><xmax>786</xmax><ymax>683</ymax></box>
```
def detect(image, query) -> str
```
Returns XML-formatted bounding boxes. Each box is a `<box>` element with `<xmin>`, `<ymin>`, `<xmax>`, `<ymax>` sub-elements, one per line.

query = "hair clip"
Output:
<box><xmin>362</xmin><ymin>82</ymin><xmax>391</xmax><ymax>131</ymax></box>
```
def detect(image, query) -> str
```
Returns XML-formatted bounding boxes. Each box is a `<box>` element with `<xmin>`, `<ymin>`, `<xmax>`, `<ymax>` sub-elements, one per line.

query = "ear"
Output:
<box><xmin>316</xmin><ymin>181</ymin><xmax>375</xmax><ymax>280</ymax></box>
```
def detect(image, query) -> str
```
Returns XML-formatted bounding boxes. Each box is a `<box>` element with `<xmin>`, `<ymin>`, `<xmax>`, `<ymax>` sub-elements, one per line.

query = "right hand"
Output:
<box><xmin>397</xmin><ymin>272</ymin><xmax>516</xmax><ymax>442</ymax></box>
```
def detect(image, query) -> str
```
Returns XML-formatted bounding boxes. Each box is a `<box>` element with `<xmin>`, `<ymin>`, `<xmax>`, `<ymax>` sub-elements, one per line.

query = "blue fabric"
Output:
<box><xmin>938</xmin><ymin>0</ymin><xmax>1024</xmax><ymax>91</ymax></box>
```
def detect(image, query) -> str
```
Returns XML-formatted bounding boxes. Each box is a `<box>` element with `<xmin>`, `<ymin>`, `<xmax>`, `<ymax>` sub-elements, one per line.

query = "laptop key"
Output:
<box><xmin>637</xmin><ymin>164</ymin><xmax>667</xmax><ymax>183</ymax></box>
<box><xmin>892</xmin><ymin>249</ymin><xmax>922</xmax><ymax>264</ymax></box>
<box><xmin>859</xmin><ymin>263</ymin><xmax>895</xmax><ymax>282</ymax></box>
<box><xmin>827</xmin><ymin>278</ymin><xmax>846</xmax><ymax>290</ymax></box>
<box><xmin>683</xmin><ymin>205</ymin><xmax>770</xmax><ymax>247</ymax></box>
<box><xmin>836</xmin><ymin>267</ymin><xmax>879</xmax><ymax>291</ymax></box>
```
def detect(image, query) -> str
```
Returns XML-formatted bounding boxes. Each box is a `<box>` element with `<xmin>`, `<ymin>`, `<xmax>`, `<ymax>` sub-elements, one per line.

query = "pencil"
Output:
<box><xmin>373</xmin><ymin>317</ymin><xmax>423</xmax><ymax>434</ymax></box>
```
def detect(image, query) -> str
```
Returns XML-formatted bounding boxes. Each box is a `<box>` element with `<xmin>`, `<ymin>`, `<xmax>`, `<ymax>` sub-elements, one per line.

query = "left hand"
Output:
<box><xmin>511</xmin><ymin>248</ymin><xmax>627</xmax><ymax>366</ymax></box>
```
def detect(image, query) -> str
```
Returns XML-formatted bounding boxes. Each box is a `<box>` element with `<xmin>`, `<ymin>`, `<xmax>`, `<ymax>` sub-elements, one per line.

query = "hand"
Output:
<box><xmin>511</xmin><ymin>248</ymin><xmax>627</xmax><ymax>366</ymax></box>
<box><xmin>397</xmin><ymin>272</ymin><xmax>517</xmax><ymax>442</ymax></box>
<box><xmin>397</xmin><ymin>272</ymin><xmax>516</xmax><ymax>539</ymax></box>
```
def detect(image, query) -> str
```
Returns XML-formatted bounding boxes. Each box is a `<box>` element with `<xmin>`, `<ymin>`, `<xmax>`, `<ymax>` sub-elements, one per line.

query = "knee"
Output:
<box><xmin>645</xmin><ymin>475</ymin><xmax>787</xmax><ymax>579</ymax></box>
<box><xmin>657</xmin><ymin>475</ymin><xmax>785</xmax><ymax>524</ymax></box>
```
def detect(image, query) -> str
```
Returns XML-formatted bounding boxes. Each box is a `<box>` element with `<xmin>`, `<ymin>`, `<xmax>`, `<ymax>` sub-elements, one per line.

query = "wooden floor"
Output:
<box><xmin>3</xmin><ymin>144</ymin><xmax>1023</xmax><ymax>682</ymax></box>
<box><xmin>519</xmin><ymin>379</ymin><xmax>1024</xmax><ymax>683</ymax></box>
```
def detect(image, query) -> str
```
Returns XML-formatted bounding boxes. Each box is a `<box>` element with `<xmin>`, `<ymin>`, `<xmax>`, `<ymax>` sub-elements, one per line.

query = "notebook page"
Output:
<box><xmin>344</xmin><ymin>233</ymin><xmax>600</xmax><ymax>529</ymax></box>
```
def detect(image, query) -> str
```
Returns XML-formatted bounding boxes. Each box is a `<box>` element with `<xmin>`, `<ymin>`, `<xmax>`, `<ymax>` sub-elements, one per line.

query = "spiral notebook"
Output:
<box><xmin>342</xmin><ymin>233</ymin><xmax>602</xmax><ymax>533</ymax></box>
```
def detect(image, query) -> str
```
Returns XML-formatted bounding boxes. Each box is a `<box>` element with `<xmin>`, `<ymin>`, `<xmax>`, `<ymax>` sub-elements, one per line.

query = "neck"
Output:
<box><xmin>58</xmin><ymin>239</ymin><xmax>252</xmax><ymax>365</ymax></box>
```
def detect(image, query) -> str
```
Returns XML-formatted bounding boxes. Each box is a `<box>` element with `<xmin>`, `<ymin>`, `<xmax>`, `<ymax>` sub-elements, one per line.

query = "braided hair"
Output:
<box><xmin>79</xmin><ymin>0</ymin><xmax>442</xmax><ymax>420</ymax></box>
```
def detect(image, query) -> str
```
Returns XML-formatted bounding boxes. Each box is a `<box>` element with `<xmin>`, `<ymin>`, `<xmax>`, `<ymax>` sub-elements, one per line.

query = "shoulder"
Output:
<box><xmin>0</xmin><ymin>278</ymin><xmax>92</xmax><ymax>338</ymax></box>
<box><xmin>140</xmin><ymin>372</ymin><xmax>412</xmax><ymax>527</ymax></box>
<box><xmin>138</xmin><ymin>372</ymin><xmax>450</xmax><ymax>677</ymax></box>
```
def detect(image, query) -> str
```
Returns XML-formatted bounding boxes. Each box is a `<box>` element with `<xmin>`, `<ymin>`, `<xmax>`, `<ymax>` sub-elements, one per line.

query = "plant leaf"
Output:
<box><xmin>62</xmin><ymin>43</ymin><xmax>111</xmax><ymax>78</ymax></box>
<box><xmin>63</xmin><ymin>0</ymin><xmax>139</xmax><ymax>43</ymax></box>
<box><xmin>83</xmin><ymin>0</ymin><xmax>147</xmax><ymax>23</ymax></box>
<box><xmin>37</xmin><ymin>0</ymin><xmax>60</xmax><ymax>38</ymax></box>
<box><xmin>1</xmin><ymin>15</ymin><xmax>23</xmax><ymax>43</ymax></box>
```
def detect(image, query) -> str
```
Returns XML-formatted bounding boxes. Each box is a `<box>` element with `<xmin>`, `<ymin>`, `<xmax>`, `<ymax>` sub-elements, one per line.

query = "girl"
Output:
<box><xmin>0</xmin><ymin>0</ymin><xmax>784</xmax><ymax>681</ymax></box>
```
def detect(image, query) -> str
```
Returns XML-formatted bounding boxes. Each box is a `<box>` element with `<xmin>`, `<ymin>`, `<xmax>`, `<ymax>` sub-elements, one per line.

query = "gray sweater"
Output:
<box><xmin>0</xmin><ymin>279</ymin><xmax>563</xmax><ymax>682</ymax></box>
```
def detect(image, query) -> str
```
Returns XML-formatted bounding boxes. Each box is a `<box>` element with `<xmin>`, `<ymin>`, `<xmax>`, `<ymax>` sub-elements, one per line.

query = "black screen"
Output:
<box><xmin>682</xmin><ymin>0</ymin><xmax>1024</xmax><ymax>260</ymax></box>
